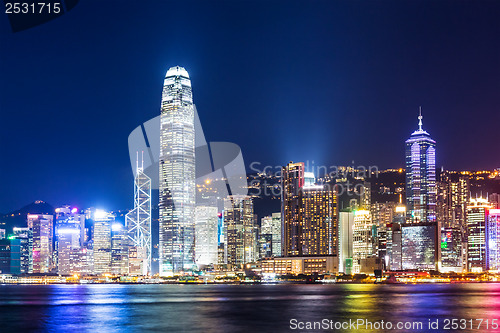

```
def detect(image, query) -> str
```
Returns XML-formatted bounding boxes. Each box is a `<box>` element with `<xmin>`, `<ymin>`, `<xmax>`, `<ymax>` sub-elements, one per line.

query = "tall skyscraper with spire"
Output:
<box><xmin>405</xmin><ymin>108</ymin><xmax>437</xmax><ymax>223</ymax></box>
<box><xmin>159</xmin><ymin>66</ymin><xmax>196</xmax><ymax>275</ymax></box>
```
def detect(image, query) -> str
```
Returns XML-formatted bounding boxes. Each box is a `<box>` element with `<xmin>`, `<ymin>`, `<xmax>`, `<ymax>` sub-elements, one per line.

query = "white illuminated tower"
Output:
<box><xmin>194</xmin><ymin>205</ymin><xmax>219</xmax><ymax>267</ymax></box>
<box><xmin>93</xmin><ymin>209</ymin><xmax>114</xmax><ymax>275</ymax></box>
<box><xmin>125</xmin><ymin>152</ymin><xmax>152</xmax><ymax>275</ymax></box>
<box><xmin>159</xmin><ymin>66</ymin><xmax>196</xmax><ymax>275</ymax></box>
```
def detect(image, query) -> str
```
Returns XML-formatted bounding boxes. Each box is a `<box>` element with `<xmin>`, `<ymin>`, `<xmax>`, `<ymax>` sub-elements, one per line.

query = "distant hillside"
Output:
<box><xmin>0</xmin><ymin>200</ymin><xmax>54</xmax><ymax>235</ymax></box>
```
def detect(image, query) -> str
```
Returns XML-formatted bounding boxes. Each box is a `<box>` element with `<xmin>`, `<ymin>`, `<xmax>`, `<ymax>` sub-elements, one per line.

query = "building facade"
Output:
<box><xmin>261</xmin><ymin>256</ymin><xmax>339</xmax><ymax>275</ymax></box>
<box><xmin>402</xmin><ymin>223</ymin><xmax>438</xmax><ymax>271</ymax></box>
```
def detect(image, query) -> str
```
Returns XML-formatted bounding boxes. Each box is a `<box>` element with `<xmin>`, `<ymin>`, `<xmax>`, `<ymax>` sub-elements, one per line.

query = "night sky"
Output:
<box><xmin>1</xmin><ymin>1</ymin><xmax>499</xmax><ymax>213</ymax></box>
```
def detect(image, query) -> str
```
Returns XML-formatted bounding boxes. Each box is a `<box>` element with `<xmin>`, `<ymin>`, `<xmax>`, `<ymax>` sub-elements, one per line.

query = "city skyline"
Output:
<box><xmin>0</xmin><ymin>67</ymin><xmax>499</xmax><ymax>282</ymax></box>
<box><xmin>2</xmin><ymin>1</ymin><xmax>500</xmax><ymax>213</ymax></box>
<box><xmin>3</xmin><ymin>2</ymin><xmax>500</xmax><ymax>332</ymax></box>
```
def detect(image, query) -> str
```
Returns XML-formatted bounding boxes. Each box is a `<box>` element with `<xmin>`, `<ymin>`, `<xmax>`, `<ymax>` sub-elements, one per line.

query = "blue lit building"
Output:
<box><xmin>405</xmin><ymin>109</ymin><xmax>437</xmax><ymax>223</ymax></box>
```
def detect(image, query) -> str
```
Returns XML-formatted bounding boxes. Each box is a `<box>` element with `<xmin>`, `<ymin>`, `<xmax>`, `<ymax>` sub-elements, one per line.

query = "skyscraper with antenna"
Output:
<box><xmin>405</xmin><ymin>107</ymin><xmax>437</xmax><ymax>223</ymax></box>
<box><xmin>125</xmin><ymin>151</ymin><xmax>152</xmax><ymax>275</ymax></box>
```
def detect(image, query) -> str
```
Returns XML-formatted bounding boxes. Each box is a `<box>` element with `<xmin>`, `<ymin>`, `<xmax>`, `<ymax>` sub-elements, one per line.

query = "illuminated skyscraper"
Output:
<box><xmin>92</xmin><ymin>209</ymin><xmax>114</xmax><ymax>275</ymax></box>
<box><xmin>338</xmin><ymin>210</ymin><xmax>355</xmax><ymax>274</ymax></box>
<box><xmin>467</xmin><ymin>197</ymin><xmax>492</xmax><ymax>272</ymax></box>
<box><xmin>223</xmin><ymin>195</ymin><xmax>255</xmax><ymax>267</ymax></box>
<box><xmin>27</xmin><ymin>214</ymin><xmax>54</xmax><ymax>273</ymax></box>
<box><xmin>282</xmin><ymin>162</ymin><xmax>304</xmax><ymax>256</ymax></box>
<box><xmin>11</xmin><ymin>227</ymin><xmax>31</xmax><ymax>274</ymax></box>
<box><xmin>371</xmin><ymin>203</ymin><xmax>405</xmax><ymax>269</ymax></box>
<box><xmin>194</xmin><ymin>205</ymin><xmax>219</xmax><ymax>267</ymax></box>
<box><xmin>301</xmin><ymin>185</ymin><xmax>337</xmax><ymax>256</ymax></box>
<box><xmin>260</xmin><ymin>212</ymin><xmax>281</xmax><ymax>257</ymax></box>
<box><xmin>405</xmin><ymin>108</ymin><xmax>437</xmax><ymax>223</ymax></box>
<box><xmin>387</xmin><ymin>222</ymin><xmax>402</xmax><ymax>271</ymax></box>
<box><xmin>159</xmin><ymin>66</ymin><xmax>196</xmax><ymax>276</ymax></box>
<box><xmin>111</xmin><ymin>222</ymin><xmax>129</xmax><ymax>275</ymax></box>
<box><xmin>437</xmin><ymin>170</ymin><xmax>469</xmax><ymax>230</ymax></box>
<box><xmin>125</xmin><ymin>153</ymin><xmax>152</xmax><ymax>275</ymax></box>
<box><xmin>282</xmin><ymin>162</ymin><xmax>337</xmax><ymax>257</ymax></box>
<box><xmin>0</xmin><ymin>228</ymin><xmax>32</xmax><ymax>275</ymax></box>
<box><xmin>352</xmin><ymin>210</ymin><xmax>374</xmax><ymax>274</ymax></box>
<box><xmin>371</xmin><ymin>202</ymin><xmax>397</xmax><ymax>228</ymax></box>
<box><xmin>54</xmin><ymin>207</ymin><xmax>85</xmax><ymax>275</ymax></box>
<box><xmin>0</xmin><ymin>238</ymin><xmax>18</xmax><ymax>274</ymax></box>
<box><xmin>440</xmin><ymin>227</ymin><xmax>463</xmax><ymax>272</ymax></box>
<box><xmin>271</xmin><ymin>213</ymin><xmax>282</xmax><ymax>256</ymax></box>
<box><xmin>488</xmin><ymin>209</ymin><xmax>500</xmax><ymax>271</ymax></box>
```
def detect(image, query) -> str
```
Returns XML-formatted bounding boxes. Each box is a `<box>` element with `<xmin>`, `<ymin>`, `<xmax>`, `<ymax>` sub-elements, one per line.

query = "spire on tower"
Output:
<box><xmin>418</xmin><ymin>106</ymin><xmax>423</xmax><ymax>131</ymax></box>
<box><xmin>136</xmin><ymin>151</ymin><xmax>139</xmax><ymax>172</ymax></box>
<box><xmin>136</xmin><ymin>151</ymin><xmax>144</xmax><ymax>173</ymax></box>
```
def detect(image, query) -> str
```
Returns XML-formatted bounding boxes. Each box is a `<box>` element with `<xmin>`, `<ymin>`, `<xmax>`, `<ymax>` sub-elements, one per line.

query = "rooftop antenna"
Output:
<box><xmin>141</xmin><ymin>150</ymin><xmax>144</xmax><ymax>170</ymax></box>
<box><xmin>418</xmin><ymin>106</ymin><xmax>423</xmax><ymax>131</ymax></box>
<box><xmin>136</xmin><ymin>151</ymin><xmax>139</xmax><ymax>172</ymax></box>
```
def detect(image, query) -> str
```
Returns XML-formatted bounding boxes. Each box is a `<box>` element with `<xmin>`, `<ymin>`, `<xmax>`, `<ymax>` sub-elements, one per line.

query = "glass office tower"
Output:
<box><xmin>159</xmin><ymin>66</ymin><xmax>196</xmax><ymax>275</ymax></box>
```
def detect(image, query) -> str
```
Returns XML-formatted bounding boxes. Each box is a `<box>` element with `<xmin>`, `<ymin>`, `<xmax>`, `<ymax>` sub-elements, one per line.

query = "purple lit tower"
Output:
<box><xmin>405</xmin><ymin>108</ymin><xmax>437</xmax><ymax>223</ymax></box>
